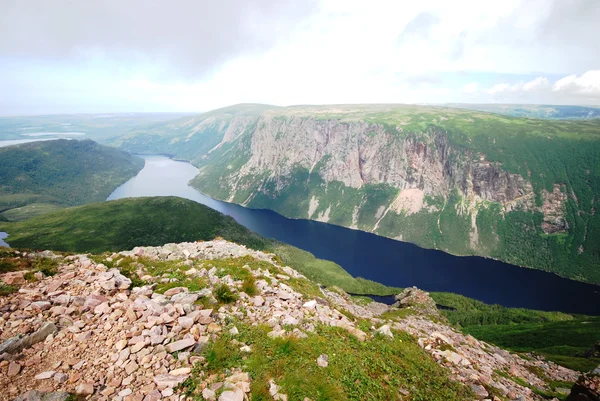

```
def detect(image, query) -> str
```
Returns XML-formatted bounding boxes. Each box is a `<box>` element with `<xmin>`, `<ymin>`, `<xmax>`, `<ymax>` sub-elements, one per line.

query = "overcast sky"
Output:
<box><xmin>1</xmin><ymin>0</ymin><xmax>599</xmax><ymax>115</ymax></box>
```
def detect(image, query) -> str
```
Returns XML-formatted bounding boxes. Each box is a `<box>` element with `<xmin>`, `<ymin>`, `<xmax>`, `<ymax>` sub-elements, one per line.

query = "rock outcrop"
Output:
<box><xmin>0</xmin><ymin>241</ymin><xmax>582</xmax><ymax>400</ymax></box>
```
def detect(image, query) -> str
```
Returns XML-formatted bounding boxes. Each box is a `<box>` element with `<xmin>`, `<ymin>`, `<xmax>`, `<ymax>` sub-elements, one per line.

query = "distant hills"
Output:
<box><xmin>0</xmin><ymin>139</ymin><xmax>143</xmax><ymax>221</ymax></box>
<box><xmin>444</xmin><ymin>104</ymin><xmax>600</xmax><ymax>119</ymax></box>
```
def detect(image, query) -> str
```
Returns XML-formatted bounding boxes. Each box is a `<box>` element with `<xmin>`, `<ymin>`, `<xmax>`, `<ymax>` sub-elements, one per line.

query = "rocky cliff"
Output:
<box><xmin>115</xmin><ymin>104</ymin><xmax>600</xmax><ymax>284</ymax></box>
<box><xmin>0</xmin><ymin>241</ymin><xmax>587</xmax><ymax>400</ymax></box>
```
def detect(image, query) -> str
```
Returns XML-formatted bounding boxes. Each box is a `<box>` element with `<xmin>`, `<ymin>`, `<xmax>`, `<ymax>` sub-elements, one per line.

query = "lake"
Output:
<box><xmin>108</xmin><ymin>156</ymin><xmax>600</xmax><ymax>315</ymax></box>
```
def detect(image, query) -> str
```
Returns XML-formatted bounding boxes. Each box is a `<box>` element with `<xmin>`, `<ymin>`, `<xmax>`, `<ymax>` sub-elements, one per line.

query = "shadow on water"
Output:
<box><xmin>106</xmin><ymin>155</ymin><xmax>600</xmax><ymax>315</ymax></box>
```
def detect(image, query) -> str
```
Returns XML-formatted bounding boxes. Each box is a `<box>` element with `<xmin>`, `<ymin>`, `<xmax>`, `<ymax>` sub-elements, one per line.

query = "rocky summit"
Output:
<box><xmin>0</xmin><ymin>240</ymin><xmax>593</xmax><ymax>400</ymax></box>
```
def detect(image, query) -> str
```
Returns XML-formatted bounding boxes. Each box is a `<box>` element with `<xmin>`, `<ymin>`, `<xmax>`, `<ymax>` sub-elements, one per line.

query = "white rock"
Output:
<box><xmin>317</xmin><ymin>354</ymin><xmax>329</xmax><ymax>368</ymax></box>
<box><xmin>34</xmin><ymin>371</ymin><xmax>56</xmax><ymax>380</ymax></box>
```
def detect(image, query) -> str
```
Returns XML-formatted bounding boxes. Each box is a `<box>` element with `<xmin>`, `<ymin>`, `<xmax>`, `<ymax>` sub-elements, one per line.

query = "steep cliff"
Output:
<box><xmin>115</xmin><ymin>104</ymin><xmax>600</xmax><ymax>284</ymax></box>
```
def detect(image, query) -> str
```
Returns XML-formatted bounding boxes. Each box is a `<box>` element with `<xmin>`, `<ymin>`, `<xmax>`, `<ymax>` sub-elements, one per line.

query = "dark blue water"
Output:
<box><xmin>107</xmin><ymin>156</ymin><xmax>600</xmax><ymax>315</ymax></box>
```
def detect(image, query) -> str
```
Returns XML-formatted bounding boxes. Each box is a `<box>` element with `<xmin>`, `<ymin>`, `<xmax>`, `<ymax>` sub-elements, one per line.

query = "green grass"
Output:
<box><xmin>0</xmin><ymin>283</ymin><xmax>18</xmax><ymax>296</ymax></box>
<box><xmin>183</xmin><ymin>322</ymin><xmax>472</xmax><ymax>401</ymax></box>
<box><xmin>1</xmin><ymin>203</ymin><xmax>64</xmax><ymax>222</ymax></box>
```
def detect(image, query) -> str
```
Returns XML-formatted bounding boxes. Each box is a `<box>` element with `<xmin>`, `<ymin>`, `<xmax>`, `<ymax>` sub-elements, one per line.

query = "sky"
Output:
<box><xmin>1</xmin><ymin>0</ymin><xmax>599</xmax><ymax>115</ymax></box>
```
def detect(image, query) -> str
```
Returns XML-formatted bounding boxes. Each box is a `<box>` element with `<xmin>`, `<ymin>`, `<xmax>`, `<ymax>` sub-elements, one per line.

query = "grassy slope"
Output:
<box><xmin>0</xmin><ymin>139</ymin><xmax>144</xmax><ymax>219</ymax></box>
<box><xmin>432</xmin><ymin>292</ymin><xmax>600</xmax><ymax>372</ymax></box>
<box><xmin>0</xmin><ymin>196</ymin><xmax>398</xmax><ymax>296</ymax></box>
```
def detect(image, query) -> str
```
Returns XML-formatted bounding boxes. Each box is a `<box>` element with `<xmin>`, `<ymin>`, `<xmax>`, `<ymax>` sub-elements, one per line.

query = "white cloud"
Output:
<box><xmin>553</xmin><ymin>70</ymin><xmax>600</xmax><ymax>94</ymax></box>
<box><xmin>1</xmin><ymin>0</ymin><xmax>600</xmax><ymax>113</ymax></box>
<box><xmin>482</xmin><ymin>71</ymin><xmax>600</xmax><ymax>104</ymax></box>
<box><xmin>462</xmin><ymin>82</ymin><xmax>479</xmax><ymax>94</ymax></box>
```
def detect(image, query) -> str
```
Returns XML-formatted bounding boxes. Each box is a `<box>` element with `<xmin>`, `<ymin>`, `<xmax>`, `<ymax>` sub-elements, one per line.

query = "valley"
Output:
<box><xmin>1</xmin><ymin>106</ymin><xmax>599</xmax><ymax>400</ymax></box>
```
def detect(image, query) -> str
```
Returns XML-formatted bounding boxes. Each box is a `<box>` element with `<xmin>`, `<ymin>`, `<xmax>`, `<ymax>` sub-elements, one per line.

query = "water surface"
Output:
<box><xmin>107</xmin><ymin>156</ymin><xmax>600</xmax><ymax>315</ymax></box>
<box><xmin>0</xmin><ymin>232</ymin><xmax>9</xmax><ymax>247</ymax></box>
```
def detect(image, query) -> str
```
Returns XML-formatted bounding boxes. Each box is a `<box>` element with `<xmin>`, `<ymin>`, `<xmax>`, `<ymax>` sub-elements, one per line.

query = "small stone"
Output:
<box><xmin>101</xmin><ymin>386</ymin><xmax>116</xmax><ymax>396</ymax></box>
<box><xmin>178</xmin><ymin>316</ymin><xmax>194</xmax><ymax>329</ymax></box>
<box><xmin>165</xmin><ymin>338</ymin><xmax>195</xmax><ymax>353</ymax></box>
<box><xmin>277</xmin><ymin>291</ymin><xmax>293</xmax><ymax>300</ymax></box>
<box><xmin>75</xmin><ymin>382</ymin><xmax>94</xmax><ymax>395</ymax></box>
<box><xmin>169</xmin><ymin>367</ymin><xmax>191</xmax><ymax>376</ymax></box>
<box><xmin>74</xmin><ymin>331</ymin><xmax>92</xmax><ymax>342</ymax></box>
<box><xmin>143</xmin><ymin>390</ymin><xmax>162</xmax><ymax>401</ymax></box>
<box><xmin>115</xmin><ymin>339</ymin><xmax>128</xmax><ymax>351</ymax></box>
<box><xmin>229</xmin><ymin>326</ymin><xmax>239</xmax><ymax>335</ymax></box>
<box><xmin>131</xmin><ymin>342</ymin><xmax>146</xmax><ymax>353</ymax></box>
<box><xmin>302</xmin><ymin>300</ymin><xmax>317</xmax><ymax>309</ymax></box>
<box><xmin>470</xmin><ymin>384</ymin><xmax>489</xmax><ymax>399</ymax></box>
<box><xmin>153</xmin><ymin>373</ymin><xmax>189</xmax><ymax>388</ymax></box>
<box><xmin>253</xmin><ymin>296</ymin><xmax>265</xmax><ymax>306</ymax></box>
<box><xmin>317</xmin><ymin>354</ymin><xmax>328</xmax><ymax>368</ymax></box>
<box><xmin>54</xmin><ymin>372</ymin><xmax>68</xmax><ymax>383</ymax></box>
<box><xmin>202</xmin><ymin>388</ymin><xmax>216</xmax><ymax>400</ymax></box>
<box><xmin>118</xmin><ymin>388</ymin><xmax>133</xmax><ymax>397</ymax></box>
<box><xmin>164</xmin><ymin>287</ymin><xmax>187</xmax><ymax>297</ymax></box>
<box><xmin>8</xmin><ymin>361</ymin><xmax>21</xmax><ymax>376</ymax></box>
<box><xmin>219</xmin><ymin>389</ymin><xmax>244</xmax><ymax>401</ymax></box>
<box><xmin>35</xmin><ymin>370</ymin><xmax>56</xmax><ymax>380</ymax></box>
<box><xmin>31</xmin><ymin>301</ymin><xmax>52</xmax><ymax>311</ymax></box>
<box><xmin>376</xmin><ymin>324</ymin><xmax>394</xmax><ymax>339</ymax></box>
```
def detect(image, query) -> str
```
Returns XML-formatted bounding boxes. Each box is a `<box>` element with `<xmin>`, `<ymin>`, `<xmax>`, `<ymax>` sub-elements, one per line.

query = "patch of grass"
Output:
<box><xmin>214</xmin><ymin>284</ymin><xmax>238</xmax><ymax>304</ymax></box>
<box><xmin>1</xmin><ymin>203</ymin><xmax>64</xmax><ymax>222</ymax></box>
<box><xmin>242</xmin><ymin>276</ymin><xmax>258</xmax><ymax>296</ymax></box>
<box><xmin>185</xmin><ymin>322</ymin><xmax>472</xmax><ymax>401</ymax></box>
<box><xmin>0</xmin><ymin>283</ymin><xmax>18</xmax><ymax>296</ymax></box>
<box><xmin>380</xmin><ymin>308</ymin><xmax>416</xmax><ymax>321</ymax></box>
<box><xmin>155</xmin><ymin>277</ymin><xmax>208</xmax><ymax>294</ymax></box>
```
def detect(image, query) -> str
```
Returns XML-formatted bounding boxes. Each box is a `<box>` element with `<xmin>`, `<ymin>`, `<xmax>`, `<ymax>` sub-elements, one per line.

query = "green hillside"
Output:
<box><xmin>0</xmin><ymin>139</ymin><xmax>144</xmax><ymax>220</ymax></box>
<box><xmin>0</xmin><ymin>196</ymin><xmax>398</xmax><ymax>296</ymax></box>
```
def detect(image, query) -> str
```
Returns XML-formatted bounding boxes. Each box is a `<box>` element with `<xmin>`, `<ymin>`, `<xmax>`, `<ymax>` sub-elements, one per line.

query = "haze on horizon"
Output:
<box><xmin>1</xmin><ymin>0</ymin><xmax>599</xmax><ymax>115</ymax></box>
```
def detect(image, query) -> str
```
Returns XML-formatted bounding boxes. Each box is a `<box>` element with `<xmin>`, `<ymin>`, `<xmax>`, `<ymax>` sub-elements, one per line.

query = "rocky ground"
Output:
<box><xmin>0</xmin><ymin>240</ymin><xmax>594</xmax><ymax>401</ymax></box>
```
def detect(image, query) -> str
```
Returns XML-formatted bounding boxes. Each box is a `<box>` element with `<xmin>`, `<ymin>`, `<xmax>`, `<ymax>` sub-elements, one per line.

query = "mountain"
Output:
<box><xmin>113</xmin><ymin>104</ymin><xmax>600</xmax><ymax>285</ymax></box>
<box><xmin>0</xmin><ymin>139</ymin><xmax>144</xmax><ymax>220</ymax></box>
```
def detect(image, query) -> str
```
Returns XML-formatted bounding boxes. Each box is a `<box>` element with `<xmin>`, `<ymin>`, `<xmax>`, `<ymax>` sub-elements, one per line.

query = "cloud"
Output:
<box><xmin>398</xmin><ymin>12</ymin><xmax>440</xmax><ymax>41</ymax></box>
<box><xmin>484</xmin><ymin>71</ymin><xmax>600</xmax><ymax>103</ymax></box>
<box><xmin>1</xmin><ymin>0</ymin><xmax>600</xmax><ymax>113</ymax></box>
<box><xmin>0</xmin><ymin>0</ymin><xmax>319</xmax><ymax>79</ymax></box>
<box><xmin>462</xmin><ymin>82</ymin><xmax>479</xmax><ymax>94</ymax></box>
<box><xmin>553</xmin><ymin>70</ymin><xmax>600</xmax><ymax>95</ymax></box>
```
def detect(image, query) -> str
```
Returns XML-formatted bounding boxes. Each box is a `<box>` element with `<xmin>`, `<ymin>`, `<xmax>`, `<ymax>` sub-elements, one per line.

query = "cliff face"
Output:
<box><xmin>116</xmin><ymin>104</ymin><xmax>600</xmax><ymax>284</ymax></box>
